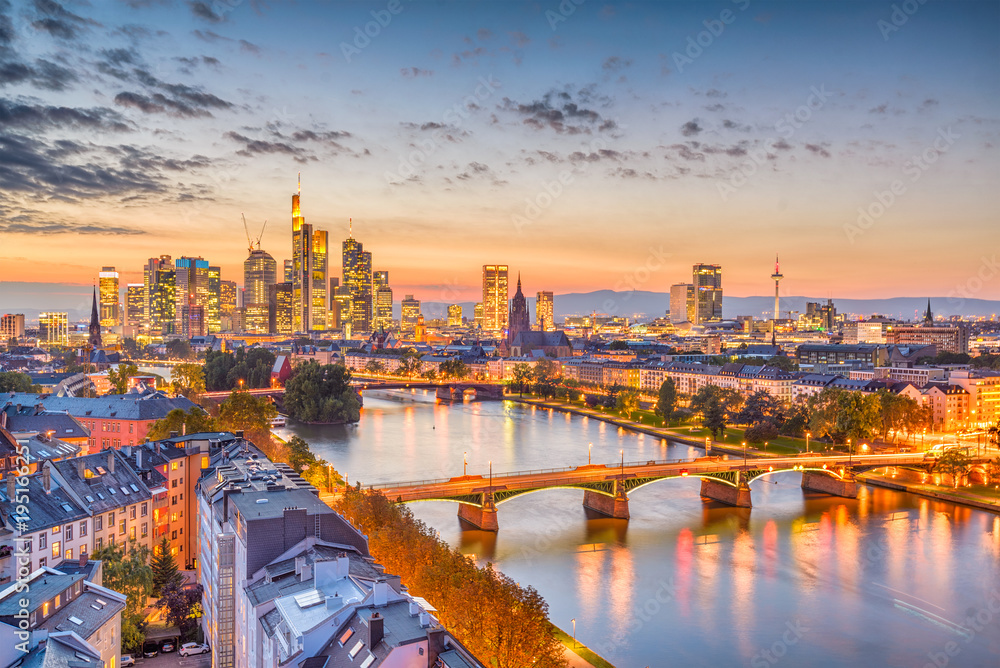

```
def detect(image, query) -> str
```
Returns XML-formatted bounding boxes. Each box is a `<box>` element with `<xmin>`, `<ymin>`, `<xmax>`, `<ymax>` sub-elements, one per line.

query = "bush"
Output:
<box><xmin>744</xmin><ymin>422</ymin><xmax>779</xmax><ymax>444</ymax></box>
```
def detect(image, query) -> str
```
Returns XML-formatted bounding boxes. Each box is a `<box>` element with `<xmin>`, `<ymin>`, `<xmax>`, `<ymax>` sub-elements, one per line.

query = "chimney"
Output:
<box><xmin>426</xmin><ymin>627</ymin><xmax>446</xmax><ymax>666</ymax></box>
<box><xmin>367</xmin><ymin>611</ymin><xmax>384</xmax><ymax>648</ymax></box>
<box><xmin>325</xmin><ymin>593</ymin><xmax>341</xmax><ymax>610</ymax></box>
<box><xmin>0</xmin><ymin>411</ymin><xmax>6</xmax><ymax>429</ymax></box>
<box><xmin>107</xmin><ymin>450</ymin><xmax>115</xmax><ymax>473</ymax></box>
<box><xmin>78</xmin><ymin>550</ymin><xmax>87</xmax><ymax>568</ymax></box>
<box><xmin>42</xmin><ymin>464</ymin><xmax>51</xmax><ymax>493</ymax></box>
<box><xmin>76</xmin><ymin>458</ymin><xmax>85</xmax><ymax>478</ymax></box>
<box><xmin>373</xmin><ymin>579</ymin><xmax>388</xmax><ymax>607</ymax></box>
<box><xmin>419</xmin><ymin>611</ymin><xmax>431</xmax><ymax>627</ymax></box>
<box><xmin>337</xmin><ymin>553</ymin><xmax>350</xmax><ymax>578</ymax></box>
<box><xmin>6</xmin><ymin>476</ymin><xmax>14</xmax><ymax>500</ymax></box>
<box><xmin>294</xmin><ymin>556</ymin><xmax>305</xmax><ymax>577</ymax></box>
<box><xmin>154</xmin><ymin>441</ymin><xmax>161</xmax><ymax>455</ymax></box>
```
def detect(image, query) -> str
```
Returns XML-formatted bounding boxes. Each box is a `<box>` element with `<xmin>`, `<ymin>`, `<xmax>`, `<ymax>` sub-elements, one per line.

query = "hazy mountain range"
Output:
<box><xmin>2</xmin><ymin>283</ymin><xmax>996</xmax><ymax>324</ymax></box>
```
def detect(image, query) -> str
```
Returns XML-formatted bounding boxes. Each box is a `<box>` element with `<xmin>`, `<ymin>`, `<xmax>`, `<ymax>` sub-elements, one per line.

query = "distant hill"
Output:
<box><xmin>4</xmin><ymin>282</ymin><xmax>998</xmax><ymax>323</ymax></box>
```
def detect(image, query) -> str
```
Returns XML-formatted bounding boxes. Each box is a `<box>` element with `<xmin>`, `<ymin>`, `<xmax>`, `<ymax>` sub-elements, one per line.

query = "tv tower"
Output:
<box><xmin>771</xmin><ymin>255</ymin><xmax>783</xmax><ymax>345</ymax></box>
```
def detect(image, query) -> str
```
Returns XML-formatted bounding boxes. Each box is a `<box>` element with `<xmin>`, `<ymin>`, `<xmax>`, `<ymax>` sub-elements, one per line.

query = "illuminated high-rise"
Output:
<box><xmin>332</xmin><ymin>285</ymin><xmax>352</xmax><ymax>333</ymax></box>
<box><xmin>447</xmin><ymin>304</ymin><xmax>463</xmax><ymax>327</ymax></box>
<box><xmin>291</xmin><ymin>177</ymin><xmax>312</xmax><ymax>332</ymax></box>
<box><xmin>207</xmin><ymin>265</ymin><xmax>221</xmax><ymax>333</ymax></box>
<box><xmin>482</xmin><ymin>265</ymin><xmax>509</xmax><ymax>332</ymax></box>
<box><xmin>474</xmin><ymin>302</ymin><xmax>484</xmax><ymax>329</ymax></box>
<box><xmin>342</xmin><ymin>224</ymin><xmax>373</xmax><ymax>333</ymax></box>
<box><xmin>536</xmin><ymin>291</ymin><xmax>554</xmax><ymax>331</ymax></box>
<box><xmin>373</xmin><ymin>271</ymin><xmax>392</xmax><ymax>330</ymax></box>
<box><xmin>220</xmin><ymin>280</ymin><xmax>238</xmax><ymax>331</ymax></box>
<box><xmin>401</xmin><ymin>294</ymin><xmax>421</xmax><ymax>333</ymax></box>
<box><xmin>268</xmin><ymin>282</ymin><xmax>293</xmax><ymax>336</ymax></box>
<box><xmin>98</xmin><ymin>267</ymin><xmax>120</xmax><ymax>327</ymax></box>
<box><xmin>311</xmin><ymin>230</ymin><xmax>328</xmax><ymax>330</ymax></box>
<box><xmin>1</xmin><ymin>314</ymin><xmax>25</xmax><ymax>342</ymax></box>
<box><xmin>144</xmin><ymin>255</ymin><xmax>174</xmax><ymax>335</ymax></box>
<box><xmin>39</xmin><ymin>312</ymin><xmax>68</xmax><ymax>346</ymax></box>
<box><xmin>283</xmin><ymin>259</ymin><xmax>293</xmax><ymax>283</ymax></box>
<box><xmin>692</xmin><ymin>263</ymin><xmax>723</xmax><ymax>325</ymax></box>
<box><xmin>175</xmin><ymin>256</ymin><xmax>210</xmax><ymax>337</ymax></box>
<box><xmin>244</xmin><ymin>249</ymin><xmax>277</xmax><ymax>334</ymax></box>
<box><xmin>670</xmin><ymin>283</ymin><xmax>696</xmax><ymax>324</ymax></box>
<box><xmin>125</xmin><ymin>284</ymin><xmax>144</xmax><ymax>337</ymax></box>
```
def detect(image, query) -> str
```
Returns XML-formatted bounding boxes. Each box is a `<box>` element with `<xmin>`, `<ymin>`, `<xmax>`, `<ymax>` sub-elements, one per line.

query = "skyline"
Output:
<box><xmin>1</xmin><ymin>0</ymin><xmax>998</xmax><ymax>301</ymax></box>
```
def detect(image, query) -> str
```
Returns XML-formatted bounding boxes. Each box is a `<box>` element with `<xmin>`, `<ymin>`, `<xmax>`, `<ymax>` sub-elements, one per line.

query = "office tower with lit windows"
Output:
<box><xmin>283</xmin><ymin>259</ymin><xmax>293</xmax><ymax>283</ymax></box>
<box><xmin>474</xmin><ymin>302</ymin><xmax>484</xmax><ymax>329</ymax></box>
<box><xmin>373</xmin><ymin>270</ymin><xmax>392</xmax><ymax>330</ymax></box>
<box><xmin>311</xmin><ymin>230</ymin><xmax>328</xmax><ymax>330</ymax></box>
<box><xmin>401</xmin><ymin>295</ymin><xmax>421</xmax><ymax>334</ymax></box>
<box><xmin>692</xmin><ymin>264</ymin><xmax>723</xmax><ymax>325</ymax></box>
<box><xmin>332</xmin><ymin>285</ymin><xmax>352</xmax><ymax>333</ymax></box>
<box><xmin>244</xmin><ymin>249</ymin><xmax>277</xmax><ymax>334</ymax></box>
<box><xmin>1</xmin><ymin>314</ymin><xmax>25</xmax><ymax>342</ymax></box>
<box><xmin>291</xmin><ymin>179</ymin><xmax>313</xmax><ymax>332</ymax></box>
<box><xmin>175</xmin><ymin>257</ymin><xmax>210</xmax><ymax>337</ymax></box>
<box><xmin>98</xmin><ymin>267</ymin><xmax>120</xmax><ymax>327</ymax></box>
<box><xmin>125</xmin><ymin>284</ymin><xmax>144</xmax><ymax>337</ymax></box>
<box><xmin>220</xmin><ymin>280</ymin><xmax>238</xmax><ymax>331</ymax></box>
<box><xmin>536</xmin><ymin>291</ymin><xmax>554</xmax><ymax>331</ymax></box>
<box><xmin>144</xmin><ymin>255</ymin><xmax>172</xmax><ymax>334</ymax></box>
<box><xmin>39</xmin><ymin>312</ymin><xmax>68</xmax><ymax>346</ymax></box>
<box><xmin>342</xmin><ymin>226</ymin><xmax>373</xmax><ymax>333</ymax></box>
<box><xmin>447</xmin><ymin>304</ymin><xmax>463</xmax><ymax>327</ymax></box>
<box><xmin>482</xmin><ymin>265</ymin><xmax>509</xmax><ymax>332</ymax></box>
<box><xmin>670</xmin><ymin>283</ymin><xmax>696</xmax><ymax>324</ymax></box>
<box><xmin>268</xmin><ymin>282</ymin><xmax>293</xmax><ymax>336</ymax></box>
<box><xmin>207</xmin><ymin>265</ymin><xmax>222</xmax><ymax>334</ymax></box>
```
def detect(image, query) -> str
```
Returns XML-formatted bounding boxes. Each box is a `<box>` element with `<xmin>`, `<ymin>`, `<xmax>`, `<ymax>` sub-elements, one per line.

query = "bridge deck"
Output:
<box><xmin>370</xmin><ymin>453</ymin><xmax>965</xmax><ymax>503</ymax></box>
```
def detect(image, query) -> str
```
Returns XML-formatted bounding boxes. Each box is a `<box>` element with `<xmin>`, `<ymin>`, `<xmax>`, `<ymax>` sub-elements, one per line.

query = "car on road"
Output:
<box><xmin>179</xmin><ymin>642</ymin><xmax>211</xmax><ymax>657</ymax></box>
<box><xmin>160</xmin><ymin>639</ymin><xmax>176</xmax><ymax>653</ymax></box>
<box><xmin>121</xmin><ymin>655</ymin><xmax>135</xmax><ymax>667</ymax></box>
<box><xmin>142</xmin><ymin>641</ymin><xmax>159</xmax><ymax>658</ymax></box>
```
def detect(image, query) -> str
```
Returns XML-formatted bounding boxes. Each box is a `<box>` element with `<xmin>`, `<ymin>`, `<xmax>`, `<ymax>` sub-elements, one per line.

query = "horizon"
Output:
<box><xmin>1</xmin><ymin>0</ymin><xmax>998</xmax><ymax>303</ymax></box>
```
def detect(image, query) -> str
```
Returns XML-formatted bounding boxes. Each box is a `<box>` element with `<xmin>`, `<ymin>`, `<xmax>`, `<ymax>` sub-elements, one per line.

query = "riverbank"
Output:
<box><xmin>859</xmin><ymin>472</ymin><xmax>1000</xmax><ymax>513</ymax></box>
<box><xmin>552</xmin><ymin>624</ymin><xmax>616</xmax><ymax>668</ymax></box>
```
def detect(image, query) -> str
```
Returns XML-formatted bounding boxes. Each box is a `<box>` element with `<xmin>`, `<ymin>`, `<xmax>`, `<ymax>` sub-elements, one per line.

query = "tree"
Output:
<box><xmin>365</xmin><ymin>359</ymin><xmax>387</xmax><ymax>375</ymax></box>
<box><xmin>165</xmin><ymin>339</ymin><xmax>193</xmax><ymax>360</ymax></box>
<box><xmin>147</xmin><ymin>407</ymin><xmax>217</xmax><ymax>441</ymax></box>
<box><xmin>780</xmin><ymin>403</ymin><xmax>809</xmax><ymax>437</ymax></box>
<box><xmin>107</xmin><ymin>362</ymin><xmax>140</xmax><ymax>395</ymax></box>
<box><xmin>218</xmin><ymin>390</ymin><xmax>277</xmax><ymax>444</ymax></box>
<box><xmin>766</xmin><ymin>355</ymin><xmax>798</xmax><ymax>372</ymax></box>
<box><xmin>834</xmin><ymin>391</ymin><xmax>881</xmax><ymax>443</ymax></box>
<box><xmin>745</xmin><ymin>421</ymin><xmax>779</xmax><ymax>443</ymax></box>
<box><xmin>615</xmin><ymin>390</ymin><xmax>639</xmax><ymax>416</ymax></box>
<box><xmin>606</xmin><ymin>340</ymin><xmax>629</xmax><ymax>351</ymax></box>
<box><xmin>397</xmin><ymin>349</ymin><xmax>423</xmax><ymax>378</ymax></box>
<box><xmin>156</xmin><ymin>580</ymin><xmax>204</xmax><ymax>640</ymax></box>
<box><xmin>171</xmin><ymin>363</ymin><xmax>205</xmax><ymax>399</ymax></box>
<box><xmin>421</xmin><ymin>368</ymin><xmax>438</xmax><ymax>381</ymax></box>
<box><xmin>735</xmin><ymin>390</ymin><xmax>784</xmax><ymax>427</ymax></box>
<box><xmin>438</xmin><ymin>358</ymin><xmax>470</xmax><ymax>380</ymax></box>
<box><xmin>807</xmin><ymin>388</ymin><xmax>843</xmax><ymax>442</ymax></box>
<box><xmin>510</xmin><ymin>363</ymin><xmax>532</xmax><ymax>397</ymax></box>
<box><xmin>936</xmin><ymin>449</ymin><xmax>971</xmax><ymax>488</ymax></box>
<box><xmin>121</xmin><ymin>337</ymin><xmax>141</xmax><ymax>359</ymax></box>
<box><xmin>151</xmin><ymin>537</ymin><xmax>182</xmax><ymax>597</ymax></box>
<box><xmin>0</xmin><ymin>371</ymin><xmax>36</xmax><ymax>393</ymax></box>
<box><xmin>532</xmin><ymin>358</ymin><xmax>559</xmax><ymax>384</ymax></box>
<box><xmin>656</xmin><ymin>378</ymin><xmax>678</xmax><ymax>424</ymax></box>
<box><xmin>286</xmin><ymin>435</ymin><xmax>342</xmax><ymax>490</ymax></box>
<box><xmin>703</xmin><ymin>394</ymin><xmax>728</xmax><ymax>440</ymax></box>
<box><xmin>92</xmin><ymin>540</ymin><xmax>153</xmax><ymax>653</ymax></box>
<box><xmin>283</xmin><ymin>360</ymin><xmax>361</xmax><ymax>423</ymax></box>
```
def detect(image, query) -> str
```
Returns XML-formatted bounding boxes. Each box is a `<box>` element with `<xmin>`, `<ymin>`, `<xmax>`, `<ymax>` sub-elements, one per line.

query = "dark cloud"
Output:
<box><xmin>666</xmin><ymin>143</ymin><xmax>705</xmax><ymax>161</ymax></box>
<box><xmin>112</xmin><ymin>69</ymin><xmax>233</xmax><ymax>118</ymax></box>
<box><xmin>455</xmin><ymin>161</ymin><xmax>505</xmax><ymax>185</ymax></box>
<box><xmin>602</xmin><ymin>56</ymin><xmax>632</xmax><ymax>72</ymax></box>
<box><xmin>224</xmin><ymin>130</ymin><xmax>313</xmax><ymax>163</ymax></box>
<box><xmin>722</xmin><ymin>119</ymin><xmax>751</xmax><ymax>132</ymax></box>
<box><xmin>239</xmin><ymin>39</ymin><xmax>261</xmax><ymax>54</ymax></box>
<box><xmin>192</xmin><ymin>29</ymin><xmax>227</xmax><ymax>43</ymax></box>
<box><xmin>772</xmin><ymin>139</ymin><xmax>792</xmax><ymax>150</ymax></box>
<box><xmin>0</xmin><ymin>219</ymin><xmax>147</xmax><ymax>235</ymax></box>
<box><xmin>680</xmin><ymin>120</ymin><xmax>702</xmax><ymax>137</ymax></box>
<box><xmin>0</xmin><ymin>98</ymin><xmax>131</xmax><ymax>132</ymax></box>
<box><xmin>188</xmin><ymin>0</ymin><xmax>224</xmax><ymax>22</ymax></box>
<box><xmin>30</xmin><ymin>0</ymin><xmax>98</xmax><ymax>41</ymax></box>
<box><xmin>508</xmin><ymin>31</ymin><xmax>530</xmax><ymax>47</ymax></box>
<box><xmin>869</xmin><ymin>104</ymin><xmax>888</xmax><ymax>114</ymax></box>
<box><xmin>477</xmin><ymin>28</ymin><xmax>493</xmax><ymax>41</ymax></box>
<box><xmin>704</xmin><ymin>103</ymin><xmax>725</xmax><ymax>112</ymax></box>
<box><xmin>501</xmin><ymin>87</ymin><xmax>616</xmax><ymax>134</ymax></box>
<box><xmin>704</xmin><ymin>89</ymin><xmax>726</xmax><ymax>98</ymax></box>
<box><xmin>401</xmin><ymin>67</ymin><xmax>433</xmax><ymax>77</ymax></box>
<box><xmin>804</xmin><ymin>143</ymin><xmax>831</xmax><ymax>158</ymax></box>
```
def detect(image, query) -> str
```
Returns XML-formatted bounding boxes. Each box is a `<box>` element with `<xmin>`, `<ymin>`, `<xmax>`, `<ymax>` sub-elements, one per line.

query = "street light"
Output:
<box><xmin>806</xmin><ymin>432</ymin><xmax>811</xmax><ymax>453</ymax></box>
<box><xmin>489</xmin><ymin>460</ymin><xmax>492</xmax><ymax>489</ymax></box>
<box><xmin>463</xmin><ymin>451</ymin><xmax>467</xmax><ymax>477</ymax></box>
<box><xmin>571</xmin><ymin>618</ymin><xmax>576</xmax><ymax>648</ymax></box>
<box><xmin>620</xmin><ymin>449</ymin><xmax>624</xmax><ymax>479</ymax></box>
<box><xmin>743</xmin><ymin>441</ymin><xmax>747</xmax><ymax>468</ymax></box>
<box><xmin>847</xmin><ymin>438</ymin><xmax>852</xmax><ymax>466</ymax></box>
<box><xmin>588</xmin><ymin>442</ymin><xmax>592</xmax><ymax>466</ymax></box>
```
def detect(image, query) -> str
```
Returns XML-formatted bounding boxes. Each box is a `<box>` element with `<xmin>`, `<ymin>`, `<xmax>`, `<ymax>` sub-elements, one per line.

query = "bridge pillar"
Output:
<box><xmin>700</xmin><ymin>474</ymin><xmax>752</xmax><ymax>508</ymax></box>
<box><xmin>436</xmin><ymin>386</ymin><xmax>456</xmax><ymax>401</ymax></box>
<box><xmin>457</xmin><ymin>492</ymin><xmax>498</xmax><ymax>531</ymax></box>
<box><xmin>582</xmin><ymin>481</ymin><xmax>630</xmax><ymax>519</ymax></box>
<box><xmin>801</xmin><ymin>470</ymin><xmax>857</xmax><ymax>499</ymax></box>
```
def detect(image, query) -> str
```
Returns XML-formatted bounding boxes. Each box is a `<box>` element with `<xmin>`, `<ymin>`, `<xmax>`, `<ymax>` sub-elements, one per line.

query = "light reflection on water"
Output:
<box><xmin>282</xmin><ymin>394</ymin><xmax>1000</xmax><ymax>667</ymax></box>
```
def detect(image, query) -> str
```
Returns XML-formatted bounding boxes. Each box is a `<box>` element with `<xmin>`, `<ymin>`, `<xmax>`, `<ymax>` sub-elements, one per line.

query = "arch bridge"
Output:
<box><xmin>368</xmin><ymin>453</ymin><xmax>989</xmax><ymax>531</ymax></box>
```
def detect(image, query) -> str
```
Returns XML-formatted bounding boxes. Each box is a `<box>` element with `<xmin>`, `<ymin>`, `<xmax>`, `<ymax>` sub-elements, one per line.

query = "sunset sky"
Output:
<box><xmin>1</xmin><ymin>0</ymin><xmax>998</xmax><ymax>304</ymax></box>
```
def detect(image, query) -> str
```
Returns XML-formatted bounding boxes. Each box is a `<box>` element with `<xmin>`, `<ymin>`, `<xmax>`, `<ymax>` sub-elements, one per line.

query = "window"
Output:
<box><xmin>129</xmin><ymin>527</ymin><xmax>136</xmax><ymax>541</ymax></box>
<box><xmin>108</xmin><ymin>512</ymin><xmax>114</xmax><ymax>525</ymax></box>
<box><xmin>141</xmin><ymin>503</ymin><xmax>148</xmax><ymax>517</ymax></box>
<box><xmin>172</xmin><ymin>530</ymin><xmax>177</xmax><ymax>540</ymax></box>
<box><xmin>172</xmin><ymin>479</ymin><xmax>177</xmax><ymax>488</ymax></box>
<box><xmin>172</xmin><ymin>495</ymin><xmax>177</xmax><ymax>505</ymax></box>
<box><xmin>65</xmin><ymin>548</ymin><xmax>72</xmax><ymax>561</ymax></box>
<box><xmin>129</xmin><ymin>423</ymin><xmax>133</xmax><ymax>433</ymax></box>
<box><xmin>79</xmin><ymin>521</ymin><xmax>87</xmax><ymax>537</ymax></box>
<box><xmin>65</xmin><ymin>525</ymin><xmax>73</xmax><ymax>541</ymax></box>
<box><xmin>201</xmin><ymin>456</ymin><xmax>209</xmax><ymax>469</ymax></box>
<box><xmin>52</xmin><ymin>525</ymin><xmax>60</xmax><ymax>534</ymax></box>
<box><xmin>42</xmin><ymin>601</ymin><xmax>49</xmax><ymax>617</ymax></box>
<box><xmin>171</xmin><ymin>461</ymin><xmax>178</xmax><ymax>471</ymax></box>
<box><xmin>51</xmin><ymin>542</ymin><xmax>60</xmax><ymax>558</ymax></box>
<box><xmin>171</xmin><ymin>512</ymin><xmax>178</xmax><ymax>522</ymax></box>
<box><xmin>95</xmin><ymin>516</ymin><xmax>102</xmax><ymax>531</ymax></box>
<box><xmin>141</xmin><ymin>523</ymin><xmax>147</xmax><ymax>538</ymax></box>
<box><xmin>179</xmin><ymin>461</ymin><xmax>183</xmax><ymax>468</ymax></box>
<box><xmin>38</xmin><ymin>533</ymin><xmax>46</xmax><ymax>550</ymax></box>
<box><xmin>118</xmin><ymin>519</ymin><xmax>125</xmax><ymax>535</ymax></box>
<box><xmin>38</xmin><ymin>557</ymin><xmax>46</xmax><ymax>568</ymax></box>
<box><xmin>96</xmin><ymin>537</ymin><xmax>103</xmax><ymax>550</ymax></box>
<box><xmin>130</xmin><ymin>506</ymin><xmax>136</xmax><ymax>520</ymax></box>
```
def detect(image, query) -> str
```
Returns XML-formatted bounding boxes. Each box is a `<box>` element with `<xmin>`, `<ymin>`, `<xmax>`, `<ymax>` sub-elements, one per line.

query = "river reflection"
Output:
<box><xmin>282</xmin><ymin>394</ymin><xmax>1000</xmax><ymax>667</ymax></box>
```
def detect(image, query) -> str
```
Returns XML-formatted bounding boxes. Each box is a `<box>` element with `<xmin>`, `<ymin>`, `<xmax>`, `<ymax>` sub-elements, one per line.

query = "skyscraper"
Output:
<box><xmin>670</xmin><ymin>283</ymin><xmax>696</xmax><ymax>324</ymax></box>
<box><xmin>536</xmin><ymin>291</ymin><xmax>554</xmax><ymax>331</ymax></box>
<box><xmin>482</xmin><ymin>265</ymin><xmax>509</xmax><ymax>332</ymax></box>
<box><xmin>447</xmin><ymin>304</ymin><xmax>463</xmax><ymax>327</ymax></box>
<box><xmin>373</xmin><ymin>270</ymin><xmax>392</xmax><ymax>330</ymax></box>
<box><xmin>508</xmin><ymin>275</ymin><xmax>531</xmax><ymax>344</ymax></box>
<box><xmin>175</xmin><ymin>256</ymin><xmax>210</xmax><ymax>338</ymax></box>
<box><xmin>98</xmin><ymin>267</ymin><xmax>119</xmax><ymax>327</ymax></box>
<box><xmin>39</xmin><ymin>312</ymin><xmax>68</xmax><ymax>346</ymax></box>
<box><xmin>144</xmin><ymin>255</ymin><xmax>174</xmax><ymax>335</ymax></box>
<box><xmin>0</xmin><ymin>314</ymin><xmax>25</xmax><ymax>342</ymax></box>
<box><xmin>283</xmin><ymin>259</ymin><xmax>293</xmax><ymax>283</ymax></box>
<box><xmin>220</xmin><ymin>280</ymin><xmax>238</xmax><ymax>325</ymax></box>
<box><xmin>692</xmin><ymin>264</ymin><xmax>723</xmax><ymax>325</ymax></box>
<box><xmin>401</xmin><ymin>295</ymin><xmax>421</xmax><ymax>334</ymax></box>
<box><xmin>268</xmin><ymin>282</ymin><xmax>293</xmax><ymax>335</ymax></box>
<box><xmin>474</xmin><ymin>302</ymin><xmax>484</xmax><ymax>330</ymax></box>
<box><xmin>125</xmin><ymin>283</ymin><xmax>144</xmax><ymax>336</ymax></box>
<box><xmin>342</xmin><ymin>224</ymin><xmax>373</xmax><ymax>332</ymax></box>
<box><xmin>207</xmin><ymin>265</ymin><xmax>221</xmax><ymax>334</ymax></box>
<box><xmin>311</xmin><ymin>230</ymin><xmax>328</xmax><ymax>330</ymax></box>
<box><xmin>291</xmin><ymin>177</ymin><xmax>312</xmax><ymax>332</ymax></box>
<box><xmin>244</xmin><ymin>249</ymin><xmax>277</xmax><ymax>334</ymax></box>
<box><xmin>332</xmin><ymin>284</ymin><xmax>352</xmax><ymax>333</ymax></box>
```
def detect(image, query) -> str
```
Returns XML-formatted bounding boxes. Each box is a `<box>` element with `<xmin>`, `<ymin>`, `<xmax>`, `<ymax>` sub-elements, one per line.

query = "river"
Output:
<box><xmin>277</xmin><ymin>392</ymin><xmax>1000</xmax><ymax>668</ymax></box>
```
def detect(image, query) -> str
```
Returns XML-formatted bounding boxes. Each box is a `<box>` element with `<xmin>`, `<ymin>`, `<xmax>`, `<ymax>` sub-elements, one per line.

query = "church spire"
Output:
<box><xmin>88</xmin><ymin>286</ymin><xmax>102</xmax><ymax>348</ymax></box>
<box><xmin>923</xmin><ymin>299</ymin><xmax>933</xmax><ymax>325</ymax></box>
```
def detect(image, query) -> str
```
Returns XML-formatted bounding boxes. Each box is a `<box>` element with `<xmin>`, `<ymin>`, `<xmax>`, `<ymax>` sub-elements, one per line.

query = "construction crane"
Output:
<box><xmin>242</xmin><ymin>213</ymin><xmax>268</xmax><ymax>254</ymax></box>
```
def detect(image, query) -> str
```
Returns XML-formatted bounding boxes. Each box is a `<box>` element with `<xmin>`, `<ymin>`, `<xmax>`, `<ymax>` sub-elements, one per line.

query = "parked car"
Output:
<box><xmin>121</xmin><ymin>655</ymin><xmax>135</xmax><ymax>667</ymax></box>
<box><xmin>160</xmin><ymin>639</ymin><xmax>177</xmax><ymax>653</ymax></box>
<box><xmin>142</xmin><ymin>641</ymin><xmax>159</xmax><ymax>658</ymax></box>
<box><xmin>179</xmin><ymin>642</ymin><xmax>211</xmax><ymax>657</ymax></box>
